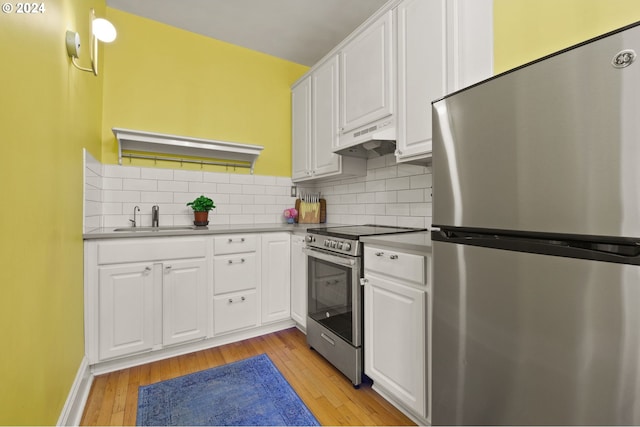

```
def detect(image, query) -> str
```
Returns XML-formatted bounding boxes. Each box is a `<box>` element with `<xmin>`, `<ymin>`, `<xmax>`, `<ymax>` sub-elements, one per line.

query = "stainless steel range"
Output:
<box><xmin>303</xmin><ymin>225</ymin><xmax>426</xmax><ymax>387</ymax></box>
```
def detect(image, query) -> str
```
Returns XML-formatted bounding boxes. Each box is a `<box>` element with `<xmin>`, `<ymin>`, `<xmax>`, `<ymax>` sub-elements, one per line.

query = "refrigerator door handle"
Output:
<box><xmin>432</xmin><ymin>229</ymin><xmax>640</xmax><ymax>265</ymax></box>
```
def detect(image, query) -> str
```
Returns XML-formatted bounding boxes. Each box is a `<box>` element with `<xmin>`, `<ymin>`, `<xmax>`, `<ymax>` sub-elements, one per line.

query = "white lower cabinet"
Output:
<box><xmin>98</xmin><ymin>262</ymin><xmax>155</xmax><ymax>361</ymax></box>
<box><xmin>261</xmin><ymin>233</ymin><xmax>291</xmax><ymax>324</ymax></box>
<box><xmin>364</xmin><ymin>245</ymin><xmax>429</xmax><ymax>423</ymax></box>
<box><xmin>86</xmin><ymin>232</ymin><xmax>295</xmax><ymax>369</ymax></box>
<box><xmin>89</xmin><ymin>237</ymin><xmax>210</xmax><ymax>363</ymax></box>
<box><xmin>213</xmin><ymin>234</ymin><xmax>259</xmax><ymax>335</ymax></box>
<box><xmin>290</xmin><ymin>234</ymin><xmax>307</xmax><ymax>329</ymax></box>
<box><xmin>162</xmin><ymin>259</ymin><xmax>208</xmax><ymax>346</ymax></box>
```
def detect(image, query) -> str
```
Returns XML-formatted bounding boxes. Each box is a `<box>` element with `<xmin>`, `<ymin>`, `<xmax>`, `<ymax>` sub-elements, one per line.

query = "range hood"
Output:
<box><xmin>334</xmin><ymin>119</ymin><xmax>396</xmax><ymax>159</ymax></box>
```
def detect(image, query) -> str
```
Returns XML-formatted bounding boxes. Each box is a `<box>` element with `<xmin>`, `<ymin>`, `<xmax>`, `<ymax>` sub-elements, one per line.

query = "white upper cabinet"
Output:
<box><xmin>311</xmin><ymin>56</ymin><xmax>342</xmax><ymax>177</ymax></box>
<box><xmin>291</xmin><ymin>77</ymin><xmax>312</xmax><ymax>180</ymax></box>
<box><xmin>395</xmin><ymin>0</ymin><xmax>446</xmax><ymax>164</ymax></box>
<box><xmin>446</xmin><ymin>0</ymin><xmax>494</xmax><ymax>92</ymax></box>
<box><xmin>338</xmin><ymin>10</ymin><xmax>394</xmax><ymax>145</ymax></box>
<box><xmin>292</xmin><ymin>56</ymin><xmax>366</xmax><ymax>183</ymax></box>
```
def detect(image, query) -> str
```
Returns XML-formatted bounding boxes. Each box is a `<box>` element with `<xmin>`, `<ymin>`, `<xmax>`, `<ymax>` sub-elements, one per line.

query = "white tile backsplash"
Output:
<box><xmin>84</xmin><ymin>152</ymin><xmax>432</xmax><ymax>232</ymax></box>
<box><xmin>84</xmin><ymin>158</ymin><xmax>297</xmax><ymax>231</ymax></box>
<box><xmin>300</xmin><ymin>153</ymin><xmax>433</xmax><ymax>228</ymax></box>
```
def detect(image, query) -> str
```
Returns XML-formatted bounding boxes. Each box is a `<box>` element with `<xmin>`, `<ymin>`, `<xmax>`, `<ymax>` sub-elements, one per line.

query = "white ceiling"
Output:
<box><xmin>105</xmin><ymin>0</ymin><xmax>389</xmax><ymax>66</ymax></box>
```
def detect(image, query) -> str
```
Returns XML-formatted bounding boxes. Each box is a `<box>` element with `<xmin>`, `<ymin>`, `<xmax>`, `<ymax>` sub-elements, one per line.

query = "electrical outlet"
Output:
<box><xmin>290</xmin><ymin>186</ymin><xmax>297</xmax><ymax>197</ymax></box>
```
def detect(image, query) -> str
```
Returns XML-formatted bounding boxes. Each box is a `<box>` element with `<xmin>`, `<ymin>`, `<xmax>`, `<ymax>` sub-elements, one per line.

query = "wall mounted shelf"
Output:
<box><xmin>113</xmin><ymin>128</ymin><xmax>264</xmax><ymax>174</ymax></box>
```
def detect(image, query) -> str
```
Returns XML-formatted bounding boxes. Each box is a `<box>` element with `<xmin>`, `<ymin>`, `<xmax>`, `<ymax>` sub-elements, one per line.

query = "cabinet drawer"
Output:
<box><xmin>364</xmin><ymin>246</ymin><xmax>425</xmax><ymax>285</ymax></box>
<box><xmin>213</xmin><ymin>253</ymin><xmax>257</xmax><ymax>295</ymax></box>
<box><xmin>213</xmin><ymin>291</ymin><xmax>258</xmax><ymax>335</ymax></box>
<box><xmin>213</xmin><ymin>234</ymin><xmax>257</xmax><ymax>255</ymax></box>
<box><xmin>97</xmin><ymin>238</ymin><xmax>206</xmax><ymax>265</ymax></box>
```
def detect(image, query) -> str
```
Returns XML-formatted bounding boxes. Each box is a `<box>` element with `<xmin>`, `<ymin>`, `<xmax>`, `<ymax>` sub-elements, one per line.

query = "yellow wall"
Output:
<box><xmin>0</xmin><ymin>0</ymin><xmax>104</xmax><ymax>424</ymax></box>
<box><xmin>494</xmin><ymin>0</ymin><xmax>640</xmax><ymax>73</ymax></box>
<box><xmin>101</xmin><ymin>8</ymin><xmax>309</xmax><ymax>176</ymax></box>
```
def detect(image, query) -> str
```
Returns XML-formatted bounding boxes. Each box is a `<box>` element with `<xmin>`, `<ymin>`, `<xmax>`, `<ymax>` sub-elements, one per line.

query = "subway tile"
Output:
<box><xmin>242</xmin><ymin>184</ymin><xmax>264</xmax><ymax>195</ymax></box>
<box><xmin>375</xmin><ymin>191</ymin><xmax>397</xmax><ymax>204</ymax></box>
<box><xmin>103</xmin><ymin>190</ymin><xmax>140</xmax><ymax>203</ymax></box>
<box><xmin>374</xmin><ymin>216</ymin><xmax>398</xmax><ymax>226</ymax></box>
<box><xmin>373</xmin><ymin>166</ymin><xmax>397</xmax><ymax>180</ymax></box>
<box><xmin>397</xmin><ymin>163</ymin><xmax>427</xmax><ymax>177</ymax></box>
<box><xmin>356</xmin><ymin>192</ymin><xmax>375</xmax><ymax>204</ymax></box>
<box><xmin>141</xmin><ymin>192</ymin><xmax>173</xmax><ymax>204</ymax></box>
<box><xmin>174</xmin><ymin>170</ymin><xmax>203</xmax><ymax>182</ymax></box>
<box><xmin>217</xmin><ymin>183</ymin><xmax>243</xmax><ymax>194</ymax></box>
<box><xmin>203</xmin><ymin>172</ymin><xmax>230</xmax><ymax>184</ymax></box>
<box><xmin>103</xmin><ymin>202</ymin><xmax>123</xmax><ymax>215</ymax></box>
<box><xmin>366</xmin><ymin>156</ymin><xmax>387</xmax><ymax>170</ymax></box>
<box><xmin>397</xmin><ymin>216</ymin><xmax>428</xmax><ymax>228</ymax></box>
<box><xmin>229</xmin><ymin>174</ymin><xmax>254</xmax><ymax>185</ymax></box>
<box><xmin>123</xmin><ymin>179</ymin><xmax>157</xmax><ymax>192</ymax></box>
<box><xmin>366</xmin><ymin>204</ymin><xmax>386</xmax><ymax>215</ymax></box>
<box><xmin>347</xmin><ymin>182</ymin><xmax>366</xmax><ymax>193</ymax></box>
<box><xmin>141</xmin><ymin>168</ymin><xmax>173</xmax><ymax>180</ymax></box>
<box><xmin>276</xmin><ymin>177</ymin><xmax>293</xmax><ymax>186</ymax></box>
<box><xmin>102</xmin><ymin>177</ymin><xmax>123</xmax><ymax>190</ymax></box>
<box><xmin>158</xmin><ymin>180</ymin><xmax>189</xmax><ymax>192</ymax></box>
<box><xmin>386</xmin><ymin>177</ymin><xmax>411</xmax><ymax>191</ymax></box>
<box><xmin>386</xmin><ymin>203</ymin><xmax>412</xmax><ymax>216</ymax></box>
<box><xmin>217</xmin><ymin>204</ymin><xmax>243</xmax><ymax>215</ymax></box>
<box><xmin>242</xmin><ymin>204</ymin><xmax>265</xmax><ymax>214</ymax></box>
<box><xmin>397</xmin><ymin>189</ymin><xmax>424</xmax><ymax>203</ymax></box>
<box><xmin>104</xmin><ymin>165</ymin><xmax>141</xmax><ymax>179</ymax></box>
<box><xmin>254</xmin><ymin>175</ymin><xmax>277</xmax><ymax>186</ymax></box>
<box><xmin>365</xmin><ymin>180</ymin><xmax>386</xmax><ymax>193</ymax></box>
<box><xmin>230</xmin><ymin>194</ymin><xmax>251</xmax><ymax>204</ymax></box>
<box><xmin>230</xmin><ymin>214</ymin><xmax>254</xmax><ymax>225</ymax></box>
<box><xmin>410</xmin><ymin>203</ymin><xmax>432</xmax><ymax>217</ymax></box>
<box><xmin>189</xmin><ymin>181</ymin><xmax>217</xmax><ymax>194</ymax></box>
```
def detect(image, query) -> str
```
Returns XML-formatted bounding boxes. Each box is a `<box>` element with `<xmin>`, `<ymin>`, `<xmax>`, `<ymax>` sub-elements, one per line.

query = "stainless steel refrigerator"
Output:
<box><xmin>431</xmin><ymin>21</ymin><xmax>640</xmax><ymax>425</ymax></box>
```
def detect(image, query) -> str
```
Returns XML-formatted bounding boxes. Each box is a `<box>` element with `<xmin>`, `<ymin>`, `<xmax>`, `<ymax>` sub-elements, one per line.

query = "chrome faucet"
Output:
<box><xmin>130</xmin><ymin>206</ymin><xmax>140</xmax><ymax>227</ymax></box>
<box><xmin>152</xmin><ymin>205</ymin><xmax>160</xmax><ymax>227</ymax></box>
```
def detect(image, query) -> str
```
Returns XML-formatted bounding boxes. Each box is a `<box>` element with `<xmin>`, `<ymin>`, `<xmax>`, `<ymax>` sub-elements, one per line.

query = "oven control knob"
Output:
<box><xmin>305</xmin><ymin>235</ymin><xmax>315</xmax><ymax>243</ymax></box>
<box><xmin>324</xmin><ymin>240</ymin><xmax>330</xmax><ymax>247</ymax></box>
<box><xmin>331</xmin><ymin>240</ymin><xmax>337</xmax><ymax>248</ymax></box>
<box><xmin>337</xmin><ymin>242</ymin><xmax>344</xmax><ymax>249</ymax></box>
<box><xmin>343</xmin><ymin>242</ymin><xmax>351</xmax><ymax>251</ymax></box>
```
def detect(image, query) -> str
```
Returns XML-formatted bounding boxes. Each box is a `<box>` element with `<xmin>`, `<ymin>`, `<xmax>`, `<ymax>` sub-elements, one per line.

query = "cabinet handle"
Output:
<box><xmin>241</xmin><ymin>296</ymin><xmax>246</xmax><ymax>301</ymax></box>
<box><xmin>143</xmin><ymin>266</ymin><xmax>152</xmax><ymax>274</ymax></box>
<box><xmin>375</xmin><ymin>252</ymin><xmax>384</xmax><ymax>257</ymax></box>
<box><xmin>389</xmin><ymin>254</ymin><xmax>398</xmax><ymax>260</ymax></box>
<box><xmin>164</xmin><ymin>265</ymin><xmax>172</xmax><ymax>270</ymax></box>
<box><xmin>320</xmin><ymin>333</ymin><xmax>335</xmax><ymax>346</ymax></box>
<box><xmin>228</xmin><ymin>296</ymin><xmax>247</xmax><ymax>304</ymax></box>
<box><xmin>227</xmin><ymin>258</ymin><xmax>246</xmax><ymax>265</ymax></box>
<box><xmin>227</xmin><ymin>237</ymin><xmax>246</xmax><ymax>243</ymax></box>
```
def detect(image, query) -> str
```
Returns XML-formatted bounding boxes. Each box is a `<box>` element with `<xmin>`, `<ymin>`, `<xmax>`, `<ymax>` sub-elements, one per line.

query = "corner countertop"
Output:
<box><xmin>360</xmin><ymin>231</ymin><xmax>432</xmax><ymax>253</ymax></box>
<box><xmin>83</xmin><ymin>223</ymin><xmax>344</xmax><ymax>240</ymax></box>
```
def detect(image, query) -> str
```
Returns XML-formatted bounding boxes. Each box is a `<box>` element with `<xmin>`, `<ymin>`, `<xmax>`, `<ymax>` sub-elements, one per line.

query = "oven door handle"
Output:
<box><xmin>302</xmin><ymin>247</ymin><xmax>356</xmax><ymax>267</ymax></box>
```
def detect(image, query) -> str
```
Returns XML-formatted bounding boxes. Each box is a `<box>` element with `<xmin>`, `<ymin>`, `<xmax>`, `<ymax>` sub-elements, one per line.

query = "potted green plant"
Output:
<box><xmin>187</xmin><ymin>195</ymin><xmax>216</xmax><ymax>226</ymax></box>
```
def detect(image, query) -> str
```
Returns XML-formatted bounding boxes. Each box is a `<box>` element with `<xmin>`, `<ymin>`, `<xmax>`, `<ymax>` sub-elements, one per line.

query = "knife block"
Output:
<box><xmin>295</xmin><ymin>199</ymin><xmax>326</xmax><ymax>223</ymax></box>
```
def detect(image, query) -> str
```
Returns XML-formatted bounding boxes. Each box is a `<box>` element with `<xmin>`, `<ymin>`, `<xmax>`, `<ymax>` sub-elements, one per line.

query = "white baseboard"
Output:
<box><xmin>57</xmin><ymin>356</ymin><xmax>93</xmax><ymax>426</ymax></box>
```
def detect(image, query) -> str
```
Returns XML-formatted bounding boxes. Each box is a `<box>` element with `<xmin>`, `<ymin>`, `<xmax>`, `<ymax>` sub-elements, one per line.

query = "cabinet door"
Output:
<box><xmin>292</xmin><ymin>77</ymin><xmax>312</xmax><ymax>180</ymax></box>
<box><xmin>311</xmin><ymin>56</ymin><xmax>341</xmax><ymax>177</ymax></box>
<box><xmin>261</xmin><ymin>233</ymin><xmax>291</xmax><ymax>323</ymax></box>
<box><xmin>365</xmin><ymin>273</ymin><xmax>427</xmax><ymax>418</ymax></box>
<box><xmin>162</xmin><ymin>259</ymin><xmax>208</xmax><ymax>346</ymax></box>
<box><xmin>98</xmin><ymin>263</ymin><xmax>155</xmax><ymax>361</ymax></box>
<box><xmin>339</xmin><ymin>10</ymin><xmax>393</xmax><ymax>134</ymax></box>
<box><xmin>290</xmin><ymin>235</ymin><xmax>307</xmax><ymax>328</ymax></box>
<box><xmin>396</xmin><ymin>0</ymin><xmax>445</xmax><ymax>162</ymax></box>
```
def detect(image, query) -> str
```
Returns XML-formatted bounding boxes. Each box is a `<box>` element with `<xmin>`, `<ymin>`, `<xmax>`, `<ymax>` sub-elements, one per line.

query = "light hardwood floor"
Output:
<box><xmin>80</xmin><ymin>327</ymin><xmax>415</xmax><ymax>426</ymax></box>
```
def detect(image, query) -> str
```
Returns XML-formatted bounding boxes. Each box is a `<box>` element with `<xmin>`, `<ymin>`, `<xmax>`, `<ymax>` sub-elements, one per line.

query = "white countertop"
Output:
<box><xmin>83</xmin><ymin>223</ymin><xmax>342</xmax><ymax>240</ymax></box>
<box><xmin>360</xmin><ymin>231</ymin><xmax>432</xmax><ymax>253</ymax></box>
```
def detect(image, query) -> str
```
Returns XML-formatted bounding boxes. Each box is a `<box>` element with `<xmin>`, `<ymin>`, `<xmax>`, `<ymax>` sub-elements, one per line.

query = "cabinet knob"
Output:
<box><xmin>228</xmin><ymin>298</ymin><xmax>233</xmax><ymax>303</ymax></box>
<box><xmin>144</xmin><ymin>266</ymin><xmax>152</xmax><ymax>273</ymax></box>
<box><xmin>241</xmin><ymin>296</ymin><xmax>246</xmax><ymax>302</ymax></box>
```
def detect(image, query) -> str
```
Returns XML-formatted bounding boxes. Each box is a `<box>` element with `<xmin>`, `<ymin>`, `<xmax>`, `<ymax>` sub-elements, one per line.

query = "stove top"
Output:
<box><xmin>309</xmin><ymin>225</ymin><xmax>425</xmax><ymax>240</ymax></box>
<box><xmin>306</xmin><ymin>225</ymin><xmax>426</xmax><ymax>256</ymax></box>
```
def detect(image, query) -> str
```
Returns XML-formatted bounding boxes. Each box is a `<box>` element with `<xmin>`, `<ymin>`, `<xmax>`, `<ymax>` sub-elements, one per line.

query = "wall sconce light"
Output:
<box><xmin>65</xmin><ymin>8</ymin><xmax>116</xmax><ymax>76</ymax></box>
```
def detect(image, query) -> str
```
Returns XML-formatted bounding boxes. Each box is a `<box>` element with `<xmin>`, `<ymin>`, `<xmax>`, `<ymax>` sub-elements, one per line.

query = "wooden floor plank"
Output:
<box><xmin>80</xmin><ymin>327</ymin><xmax>416</xmax><ymax>426</ymax></box>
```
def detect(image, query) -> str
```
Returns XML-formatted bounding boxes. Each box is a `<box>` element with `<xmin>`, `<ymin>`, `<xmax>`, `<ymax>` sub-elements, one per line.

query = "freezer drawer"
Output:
<box><xmin>432</xmin><ymin>241</ymin><xmax>640</xmax><ymax>425</ymax></box>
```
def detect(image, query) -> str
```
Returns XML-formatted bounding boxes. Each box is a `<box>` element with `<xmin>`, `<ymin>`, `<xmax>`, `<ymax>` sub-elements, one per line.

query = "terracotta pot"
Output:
<box><xmin>193</xmin><ymin>211</ymin><xmax>209</xmax><ymax>226</ymax></box>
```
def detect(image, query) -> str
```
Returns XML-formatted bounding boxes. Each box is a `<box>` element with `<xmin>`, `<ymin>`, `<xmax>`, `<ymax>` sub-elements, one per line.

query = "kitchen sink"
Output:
<box><xmin>113</xmin><ymin>226</ymin><xmax>199</xmax><ymax>232</ymax></box>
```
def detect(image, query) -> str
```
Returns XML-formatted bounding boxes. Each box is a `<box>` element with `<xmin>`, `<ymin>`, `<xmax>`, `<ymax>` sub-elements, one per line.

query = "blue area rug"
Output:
<box><xmin>136</xmin><ymin>353</ymin><xmax>320</xmax><ymax>426</ymax></box>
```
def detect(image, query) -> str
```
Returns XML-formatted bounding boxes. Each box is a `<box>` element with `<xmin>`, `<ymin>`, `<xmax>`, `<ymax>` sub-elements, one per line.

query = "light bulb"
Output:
<box><xmin>93</xmin><ymin>18</ymin><xmax>117</xmax><ymax>43</ymax></box>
